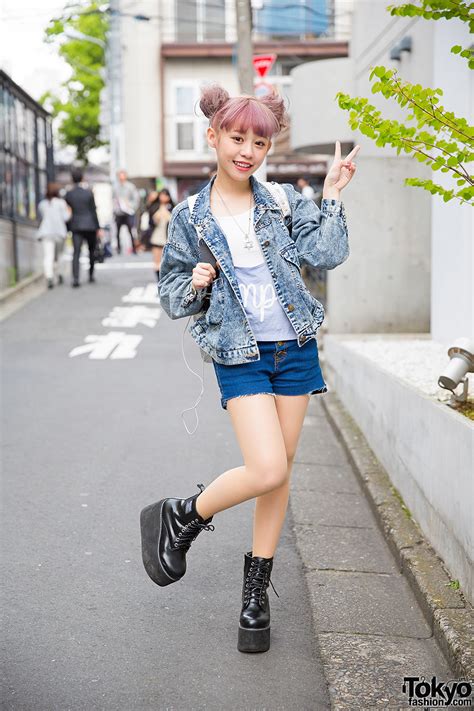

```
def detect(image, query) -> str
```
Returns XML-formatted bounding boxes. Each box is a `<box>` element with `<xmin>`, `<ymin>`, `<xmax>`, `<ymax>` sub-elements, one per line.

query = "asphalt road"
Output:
<box><xmin>1</xmin><ymin>254</ymin><xmax>329</xmax><ymax>711</ymax></box>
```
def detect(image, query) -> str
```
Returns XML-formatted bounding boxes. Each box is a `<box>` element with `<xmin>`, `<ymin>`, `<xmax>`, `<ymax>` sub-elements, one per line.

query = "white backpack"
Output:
<box><xmin>186</xmin><ymin>181</ymin><xmax>291</xmax><ymax>362</ymax></box>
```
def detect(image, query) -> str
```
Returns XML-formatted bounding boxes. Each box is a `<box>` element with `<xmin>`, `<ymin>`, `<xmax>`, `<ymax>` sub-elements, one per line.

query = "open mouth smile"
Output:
<box><xmin>233</xmin><ymin>161</ymin><xmax>253</xmax><ymax>171</ymax></box>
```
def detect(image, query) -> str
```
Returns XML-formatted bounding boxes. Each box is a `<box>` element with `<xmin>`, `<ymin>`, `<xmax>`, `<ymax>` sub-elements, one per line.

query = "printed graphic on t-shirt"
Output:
<box><xmin>215</xmin><ymin>209</ymin><xmax>296</xmax><ymax>340</ymax></box>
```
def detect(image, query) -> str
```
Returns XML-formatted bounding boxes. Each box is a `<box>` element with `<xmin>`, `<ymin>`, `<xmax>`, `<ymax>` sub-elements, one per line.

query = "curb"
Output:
<box><xmin>0</xmin><ymin>272</ymin><xmax>44</xmax><ymax>321</ymax></box>
<box><xmin>0</xmin><ymin>272</ymin><xmax>43</xmax><ymax>303</ymax></box>
<box><xmin>322</xmin><ymin>392</ymin><xmax>473</xmax><ymax>680</ymax></box>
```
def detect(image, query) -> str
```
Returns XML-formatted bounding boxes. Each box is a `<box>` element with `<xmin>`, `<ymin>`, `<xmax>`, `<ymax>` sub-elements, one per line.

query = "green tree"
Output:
<box><xmin>336</xmin><ymin>1</ymin><xmax>474</xmax><ymax>206</ymax></box>
<box><xmin>40</xmin><ymin>2</ymin><xmax>109</xmax><ymax>163</ymax></box>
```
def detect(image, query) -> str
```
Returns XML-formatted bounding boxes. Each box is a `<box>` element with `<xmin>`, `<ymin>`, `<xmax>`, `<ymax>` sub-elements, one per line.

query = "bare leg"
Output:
<box><xmin>252</xmin><ymin>394</ymin><xmax>310</xmax><ymax>558</ymax></box>
<box><xmin>195</xmin><ymin>394</ymin><xmax>288</xmax><ymax>521</ymax></box>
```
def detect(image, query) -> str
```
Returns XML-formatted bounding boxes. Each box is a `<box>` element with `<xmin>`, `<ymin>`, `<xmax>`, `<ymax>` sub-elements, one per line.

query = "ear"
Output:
<box><xmin>207</xmin><ymin>126</ymin><xmax>217</xmax><ymax>149</ymax></box>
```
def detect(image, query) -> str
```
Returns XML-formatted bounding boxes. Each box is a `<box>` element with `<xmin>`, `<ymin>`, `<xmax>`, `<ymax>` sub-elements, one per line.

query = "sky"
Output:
<box><xmin>0</xmin><ymin>0</ymin><xmax>72</xmax><ymax>101</ymax></box>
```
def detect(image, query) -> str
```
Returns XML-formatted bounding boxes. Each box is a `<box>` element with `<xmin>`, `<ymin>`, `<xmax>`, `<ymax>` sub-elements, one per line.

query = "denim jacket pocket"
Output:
<box><xmin>279</xmin><ymin>242</ymin><xmax>303</xmax><ymax>282</ymax></box>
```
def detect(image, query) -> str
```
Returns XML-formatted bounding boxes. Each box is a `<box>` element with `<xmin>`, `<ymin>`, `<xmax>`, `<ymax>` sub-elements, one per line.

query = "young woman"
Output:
<box><xmin>140</xmin><ymin>85</ymin><xmax>359</xmax><ymax>653</ymax></box>
<box><xmin>149</xmin><ymin>188</ymin><xmax>174</xmax><ymax>287</ymax></box>
<box><xmin>37</xmin><ymin>183</ymin><xmax>71</xmax><ymax>289</ymax></box>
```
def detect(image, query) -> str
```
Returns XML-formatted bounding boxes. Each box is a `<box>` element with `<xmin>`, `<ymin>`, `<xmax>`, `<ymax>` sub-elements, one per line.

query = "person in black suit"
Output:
<box><xmin>65</xmin><ymin>168</ymin><xmax>101</xmax><ymax>287</ymax></box>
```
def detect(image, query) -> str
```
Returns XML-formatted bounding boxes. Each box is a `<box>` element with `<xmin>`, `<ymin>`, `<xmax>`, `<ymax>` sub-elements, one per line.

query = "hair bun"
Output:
<box><xmin>199</xmin><ymin>84</ymin><xmax>230</xmax><ymax>119</ymax></box>
<box><xmin>259</xmin><ymin>91</ymin><xmax>289</xmax><ymax>131</ymax></box>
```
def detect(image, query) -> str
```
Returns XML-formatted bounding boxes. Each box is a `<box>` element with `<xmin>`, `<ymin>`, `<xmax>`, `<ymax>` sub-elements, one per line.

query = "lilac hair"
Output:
<box><xmin>199</xmin><ymin>84</ymin><xmax>288</xmax><ymax>138</ymax></box>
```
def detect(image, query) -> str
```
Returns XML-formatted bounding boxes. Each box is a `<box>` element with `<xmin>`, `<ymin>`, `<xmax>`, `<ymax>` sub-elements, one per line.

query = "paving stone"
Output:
<box><xmin>317</xmin><ymin>631</ymin><xmax>452</xmax><ymax>710</ymax></box>
<box><xmin>293</xmin><ymin>522</ymin><xmax>399</xmax><ymax>574</ymax></box>
<box><xmin>291</xmin><ymin>487</ymin><xmax>375</xmax><ymax>529</ymax></box>
<box><xmin>307</xmin><ymin>569</ymin><xmax>432</xmax><ymax>637</ymax></box>
<box><xmin>291</xmin><ymin>462</ymin><xmax>361</xmax><ymax>495</ymax></box>
<box><xmin>297</xmin><ymin>425</ymin><xmax>350</xmax><ymax>467</ymax></box>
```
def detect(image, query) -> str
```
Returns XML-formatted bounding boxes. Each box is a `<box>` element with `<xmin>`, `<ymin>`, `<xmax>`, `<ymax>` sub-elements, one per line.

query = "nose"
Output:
<box><xmin>239</xmin><ymin>142</ymin><xmax>253</xmax><ymax>160</ymax></box>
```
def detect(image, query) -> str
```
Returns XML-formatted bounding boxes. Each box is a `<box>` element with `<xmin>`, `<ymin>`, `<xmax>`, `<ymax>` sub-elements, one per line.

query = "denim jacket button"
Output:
<box><xmin>263</xmin><ymin>240</ymin><xmax>270</xmax><ymax>247</ymax></box>
<box><xmin>288</xmin><ymin>304</ymin><xmax>295</xmax><ymax>312</ymax></box>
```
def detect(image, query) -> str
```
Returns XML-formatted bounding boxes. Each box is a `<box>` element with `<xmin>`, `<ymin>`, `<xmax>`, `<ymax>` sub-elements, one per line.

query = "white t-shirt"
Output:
<box><xmin>215</xmin><ymin>208</ymin><xmax>296</xmax><ymax>341</ymax></box>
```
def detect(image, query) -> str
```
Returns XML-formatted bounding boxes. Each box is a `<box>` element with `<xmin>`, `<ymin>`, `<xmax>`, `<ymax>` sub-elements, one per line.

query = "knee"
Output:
<box><xmin>253</xmin><ymin>457</ymin><xmax>289</xmax><ymax>493</ymax></box>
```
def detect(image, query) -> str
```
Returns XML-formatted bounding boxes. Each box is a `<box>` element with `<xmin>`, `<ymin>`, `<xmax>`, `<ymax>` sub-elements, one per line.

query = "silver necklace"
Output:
<box><xmin>213</xmin><ymin>184</ymin><xmax>255</xmax><ymax>251</ymax></box>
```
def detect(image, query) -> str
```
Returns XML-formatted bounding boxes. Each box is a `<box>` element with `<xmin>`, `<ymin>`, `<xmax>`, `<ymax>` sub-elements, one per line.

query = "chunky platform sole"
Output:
<box><xmin>238</xmin><ymin>624</ymin><xmax>270</xmax><ymax>653</ymax></box>
<box><xmin>140</xmin><ymin>500</ymin><xmax>177</xmax><ymax>587</ymax></box>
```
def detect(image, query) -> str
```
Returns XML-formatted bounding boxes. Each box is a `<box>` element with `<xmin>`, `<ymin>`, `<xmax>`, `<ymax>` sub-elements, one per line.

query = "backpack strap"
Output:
<box><xmin>262</xmin><ymin>181</ymin><xmax>291</xmax><ymax>218</ymax></box>
<box><xmin>187</xmin><ymin>193</ymin><xmax>198</xmax><ymax>215</ymax></box>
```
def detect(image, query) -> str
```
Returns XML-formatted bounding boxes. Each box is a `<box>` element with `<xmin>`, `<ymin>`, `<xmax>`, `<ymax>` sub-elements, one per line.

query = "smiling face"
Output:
<box><xmin>207</xmin><ymin>126</ymin><xmax>272</xmax><ymax>182</ymax></box>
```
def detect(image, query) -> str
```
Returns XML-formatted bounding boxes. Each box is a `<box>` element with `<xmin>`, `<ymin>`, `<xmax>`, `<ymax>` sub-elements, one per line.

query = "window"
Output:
<box><xmin>174</xmin><ymin>83</ymin><xmax>210</xmax><ymax>155</ymax></box>
<box><xmin>0</xmin><ymin>71</ymin><xmax>53</xmax><ymax>222</ymax></box>
<box><xmin>175</xmin><ymin>0</ymin><xmax>226</xmax><ymax>42</ymax></box>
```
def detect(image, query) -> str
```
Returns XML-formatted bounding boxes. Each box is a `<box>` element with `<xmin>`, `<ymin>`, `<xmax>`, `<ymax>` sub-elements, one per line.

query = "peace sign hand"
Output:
<box><xmin>325</xmin><ymin>141</ymin><xmax>361</xmax><ymax>192</ymax></box>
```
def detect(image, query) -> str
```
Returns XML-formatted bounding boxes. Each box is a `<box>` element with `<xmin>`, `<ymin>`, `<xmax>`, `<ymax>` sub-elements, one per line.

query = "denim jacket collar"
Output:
<box><xmin>188</xmin><ymin>174</ymin><xmax>281</xmax><ymax>227</ymax></box>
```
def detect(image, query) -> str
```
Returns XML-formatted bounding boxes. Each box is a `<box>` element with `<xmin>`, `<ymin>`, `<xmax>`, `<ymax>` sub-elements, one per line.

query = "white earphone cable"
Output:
<box><xmin>180</xmin><ymin>316</ymin><xmax>206</xmax><ymax>435</ymax></box>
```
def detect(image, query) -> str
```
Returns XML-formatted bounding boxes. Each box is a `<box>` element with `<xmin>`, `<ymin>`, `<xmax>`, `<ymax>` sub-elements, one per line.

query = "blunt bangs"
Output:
<box><xmin>215</xmin><ymin>98</ymin><xmax>279</xmax><ymax>139</ymax></box>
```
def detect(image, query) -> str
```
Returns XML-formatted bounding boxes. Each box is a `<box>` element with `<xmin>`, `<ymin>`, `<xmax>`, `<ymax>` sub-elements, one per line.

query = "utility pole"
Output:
<box><xmin>234</xmin><ymin>0</ymin><xmax>253</xmax><ymax>95</ymax></box>
<box><xmin>108</xmin><ymin>0</ymin><xmax>124</xmax><ymax>184</ymax></box>
<box><xmin>234</xmin><ymin>1</ymin><xmax>268</xmax><ymax>180</ymax></box>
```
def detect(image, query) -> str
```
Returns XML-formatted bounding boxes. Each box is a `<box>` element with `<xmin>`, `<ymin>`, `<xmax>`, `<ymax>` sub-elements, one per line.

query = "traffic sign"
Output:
<box><xmin>254</xmin><ymin>82</ymin><xmax>275</xmax><ymax>98</ymax></box>
<box><xmin>253</xmin><ymin>54</ymin><xmax>277</xmax><ymax>78</ymax></box>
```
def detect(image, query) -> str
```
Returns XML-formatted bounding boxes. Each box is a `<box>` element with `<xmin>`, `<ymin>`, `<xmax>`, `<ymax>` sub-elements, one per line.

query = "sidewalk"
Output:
<box><xmin>290</xmin><ymin>394</ymin><xmax>454</xmax><ymax>709</ymax></box>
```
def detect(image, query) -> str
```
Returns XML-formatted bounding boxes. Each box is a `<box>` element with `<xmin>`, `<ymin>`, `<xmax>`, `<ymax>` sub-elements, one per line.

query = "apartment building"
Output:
<box><xmin>121</xmin><ymin>0</ymin><xmax>352</xmax><ymax>200</ymax></box>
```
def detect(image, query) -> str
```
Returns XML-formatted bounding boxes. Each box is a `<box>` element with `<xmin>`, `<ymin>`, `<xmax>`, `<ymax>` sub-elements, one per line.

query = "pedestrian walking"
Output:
<box><xmin>149</xmin><ymin>188</ymin><xmax>174</xmax><ymax>288</ymax></box>
<box><xmin>65</xmin><ymin>168</ymin><xmax>101</xmax><ymax>288</ymax></box>
<box><xmin>113</xmin><ymin>169</ymin><xmax>139</xmax><ymax>254</ymax></box>
<box><xmin>37</xmin><ymin>183</ymin><xmax>71</xmax><ymax>289</ymax></box>
<box><xmin>297</xmin><ymin>176</ymin><xmax>315</xmax><ymax>200</ymax></box>
<box><xmin>140</xmin><ymin>84</ymin><xmax>360</xmax><ymax>653</ymax></box>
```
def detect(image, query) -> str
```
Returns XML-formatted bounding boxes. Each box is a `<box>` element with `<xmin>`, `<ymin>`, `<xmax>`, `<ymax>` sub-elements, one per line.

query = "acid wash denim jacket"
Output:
<box><xmin>158</xmin><ymin>174</ymin><xmax>349</xmax><ymax>365</ymax></box>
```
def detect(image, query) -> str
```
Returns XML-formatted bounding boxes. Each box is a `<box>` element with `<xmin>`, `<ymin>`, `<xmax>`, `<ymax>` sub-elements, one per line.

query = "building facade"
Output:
<box><xmin>120</xmin><ymin>0</ymin><xmax>352</xmax><ymax>200</ymax></box>
<box><xmin>0</xmin><ymin>70</ymin><xmax>54</xmax><ymax>289</ymax></box>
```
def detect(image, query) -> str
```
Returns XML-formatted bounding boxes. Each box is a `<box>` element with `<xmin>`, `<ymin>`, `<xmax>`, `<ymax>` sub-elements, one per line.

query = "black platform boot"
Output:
<box><xmin>140</xmin><ymin>484</ymin><xmax>214</xmax><ymax>587</ymax></box>
<box><xmin>238</xmin><ymin>551</ymin><xmax>279</xmax><ymax>653</ymax></box>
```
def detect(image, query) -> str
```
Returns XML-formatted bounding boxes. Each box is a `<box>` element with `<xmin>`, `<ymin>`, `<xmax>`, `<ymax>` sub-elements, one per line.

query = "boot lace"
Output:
<box><xmin>173</xmin><ymin>518</ymin><xmax>215</xmax><ymax>551</ymax></box>
<box><xmin>243</xmin><ymin>560</ymin><xmax>280</xmax><ymax>606</ymax></box>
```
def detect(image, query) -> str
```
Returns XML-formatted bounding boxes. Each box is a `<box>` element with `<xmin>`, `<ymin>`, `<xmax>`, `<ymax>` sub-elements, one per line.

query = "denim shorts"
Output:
<box><xmin>212</xmin><ymin>338</ymin><xmax>327</xmax><ymax>410</ymax></box>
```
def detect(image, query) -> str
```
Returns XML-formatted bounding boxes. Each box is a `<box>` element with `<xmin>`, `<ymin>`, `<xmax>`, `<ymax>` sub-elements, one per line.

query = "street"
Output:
<box><xmin>1</xmin><ymin>255</ymin><xmax>329</xmax><ymax>710</ymax></box>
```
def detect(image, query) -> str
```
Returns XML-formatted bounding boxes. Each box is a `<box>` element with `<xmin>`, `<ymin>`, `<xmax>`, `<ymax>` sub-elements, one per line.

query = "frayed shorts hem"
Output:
<box><xmin>221</xmin><ymin>386</ymin><xmax>328</xmax><ymax>411</ymax></box>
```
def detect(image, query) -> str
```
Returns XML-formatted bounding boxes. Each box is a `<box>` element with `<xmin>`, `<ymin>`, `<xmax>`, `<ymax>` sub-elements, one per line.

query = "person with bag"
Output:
<box><xmin>37</xmin><ymin>183</ymin><xmax>71</xmax><ymax>289</ymax></box>
<box><xmin>65</xmin><ymin>168</ymin><xmax>101</xmax><ymax>288</ymax></box>
<box><xmin>140</xmin><ymin>84</ymin><xmax>360</xmax><ymax>654</ymax></box>
<box><xmin>149</xmin><ymin>188</ymin><xmax>174</xmax><ymax>288</ymax></box>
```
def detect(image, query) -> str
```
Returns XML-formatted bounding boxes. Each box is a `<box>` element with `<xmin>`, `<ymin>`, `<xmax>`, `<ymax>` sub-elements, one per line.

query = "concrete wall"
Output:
<box><xmin>430</xmin><ymin>20</ymin><xmax>473</xmax><ymax>344</ymax></box>
<box><xmin>290</xmin><ymin>1</ymin><xmax>434</xmax><ymax>333</ymax></box>
<box><xmin>325</xmin><ymin>335</ymin><xmax>474</xmax><ymax>605</ymax></box>
<box><xmin>0</xmin><ymin>219</ymin><xmax>42</xmax><ymax>290</ymax></box>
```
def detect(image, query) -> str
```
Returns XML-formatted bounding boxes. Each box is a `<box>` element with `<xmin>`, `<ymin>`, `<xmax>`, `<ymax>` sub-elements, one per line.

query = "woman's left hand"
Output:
<box><xmin>325</xmin><ymin>141</ymin><xmax>360</xmax><ymax>192</ymax></box>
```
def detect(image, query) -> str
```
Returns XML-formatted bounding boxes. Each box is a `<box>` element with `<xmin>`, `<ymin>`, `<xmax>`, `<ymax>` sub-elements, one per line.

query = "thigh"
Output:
<box><xmin>275</xmin><ymin>394</ymin><xmax>310</xmax><ymax>462</ymax></box>
<box><xmin>85</xmin><ymin>231</ymin><xmax>96</xmax><ymax>251</ymax></box>
<box><xmin>227</xmin><ymin>394</ymin><xmax>287</xmax><ymax>473</ymax></box>
<box><xmin>72</xmin><ymin>232</ymin><xmax>83</xmax><ymax>251</ymax></box>
<box><xmin>43</xmin><ymin>238</ymin><xmax>55</xmax><ymax>260</ymax></box>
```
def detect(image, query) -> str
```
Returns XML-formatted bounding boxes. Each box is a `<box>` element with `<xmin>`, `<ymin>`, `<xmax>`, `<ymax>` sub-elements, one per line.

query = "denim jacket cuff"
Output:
<box><xmin>321</xmin><ymin>198</ymin><xmax>343</xmax><ymax>215</ymax></box>
<box><xmin>182</xmin><ymin>281</ymin><xmax>209</xmax><ymax>308</ymax></box>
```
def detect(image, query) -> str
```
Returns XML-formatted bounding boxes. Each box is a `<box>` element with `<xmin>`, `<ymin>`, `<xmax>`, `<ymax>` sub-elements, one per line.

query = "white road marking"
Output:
<box><xmin>122</xmin><ymin>284</ymin><xmax>160</xmax><ymax>304</ymax></box>
<box><xmin>102</xmin><ymin>305</ymin><xmax>161</xmax><ymax>328</ymax></box>
<box><xmin>69</xmin><ymin>332</ymin><xmax>143</xmax><ymax>359</ymax></box>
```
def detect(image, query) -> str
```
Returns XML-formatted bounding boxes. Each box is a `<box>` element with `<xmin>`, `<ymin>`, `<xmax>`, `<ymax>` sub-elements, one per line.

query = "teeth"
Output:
<box><xmin>235</xmin><ymin>162</ymin><xmax>251</xmax><ymax>168</ymax></box>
